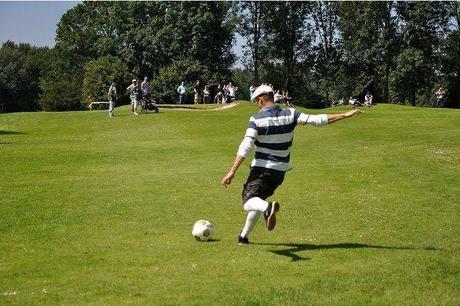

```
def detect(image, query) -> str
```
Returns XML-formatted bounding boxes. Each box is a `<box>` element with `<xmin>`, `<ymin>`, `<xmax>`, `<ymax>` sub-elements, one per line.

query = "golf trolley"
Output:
<box><xmin>140</xmin><ymin>96</ymin><xmax>160</xmax><ymax>113</ymax></box>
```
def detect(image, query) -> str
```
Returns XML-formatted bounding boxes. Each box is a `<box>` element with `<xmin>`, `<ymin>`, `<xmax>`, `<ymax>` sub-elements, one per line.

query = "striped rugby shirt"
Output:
<box><xmin>237</xmin><ymin>104</ymin><xmax>328</xmax><ymax>172</ymax></box>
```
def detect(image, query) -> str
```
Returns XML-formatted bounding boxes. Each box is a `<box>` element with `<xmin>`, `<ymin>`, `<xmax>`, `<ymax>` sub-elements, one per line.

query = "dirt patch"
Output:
<box><xmin>160</xmin><ymin>102</ymin><xmax>239</xmax><ymax>111</ymax></box>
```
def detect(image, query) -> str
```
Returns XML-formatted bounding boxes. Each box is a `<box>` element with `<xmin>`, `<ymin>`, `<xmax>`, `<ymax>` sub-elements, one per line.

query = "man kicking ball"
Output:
<box><xmin>221</xmin><ymin>85</ymin><xmax>361</xmax><ymax>244</ymax></box>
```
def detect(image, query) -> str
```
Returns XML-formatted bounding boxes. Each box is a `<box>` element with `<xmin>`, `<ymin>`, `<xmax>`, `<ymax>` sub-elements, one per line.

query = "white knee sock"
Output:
<box><xmin>243</xmin><ymin>197</ymin><xmax>269</xmax><ymax>213</ymax></box>
<box><xmin>241</xmin><ymin>211</ymin><xmax>261</xmax><ymax>237</ymax></box>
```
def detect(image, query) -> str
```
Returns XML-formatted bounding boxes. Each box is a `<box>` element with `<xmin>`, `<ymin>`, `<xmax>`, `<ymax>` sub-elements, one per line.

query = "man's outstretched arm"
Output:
<box><xmin>327</xmin><ymin>109</ymin><xmax>362</xmax><ymax>124</ymax></box>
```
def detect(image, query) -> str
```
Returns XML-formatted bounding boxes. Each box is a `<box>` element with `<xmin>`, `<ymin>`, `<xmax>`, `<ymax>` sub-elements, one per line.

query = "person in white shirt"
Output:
<box><xmin>274</xmin><ymin>90</ymin><xmax>283</xmax><ymax>103</ymax></box>
<box><xmin>141</xmin><ymin>76</ymin><xmax>150</xmax><ymax>98</ymax></box>
<box><xmin>107</xmin><ymin>83</ymin><xmax>117</xmax><ymax>117</ymax></box>
<box><xmin>126</xmin><ymin>79</ymin><xmax>141</xmax><ymax>115</ymax></box>
<box><xmin>435</xmin><ymin>87</ymin><xmax>446</xmax><ymax>108</ymax></box>
<box><xmin>249</xmin><ymin>84</ymin><xmax>257</xmax><ymax>100</ymax></box>
<box><xmin>364</xmin><ymin>92</ymin><xmax>373</xmax><ymax>107</ymax></box>
<box><xmin>177</xmin><ymin>81</ymin><xmax>187</xmax><ymax>104</ymax></box>
<box><xmin>227</xmin><ymin>82</ymin><xmax>238</xmax><ymax>102</ymax></box>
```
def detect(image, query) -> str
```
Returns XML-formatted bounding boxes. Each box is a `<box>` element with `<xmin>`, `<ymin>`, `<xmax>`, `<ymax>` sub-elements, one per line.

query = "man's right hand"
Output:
<box><xmin>221</xmin><ymin>171</ymin><xmax>235</xmax><ymax>188</ymax></box>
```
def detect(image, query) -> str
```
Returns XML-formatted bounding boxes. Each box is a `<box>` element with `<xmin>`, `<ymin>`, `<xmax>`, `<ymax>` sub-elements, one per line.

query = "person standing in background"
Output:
<box><xmin>435</xmin><ymin>87</ymin><xmax>446</xmax><ymax>108</ymax></box>
<box><xmin>194</xmin><ymin>80</ymin><xmax>203</xmax><ymax>105</ymax></box>
<box><xmin>177</xmin><ymin>81</ymin><xmax>187</xmax><ymax>104</ymax></box>
<box><xmin>141</xmin><ymin>76</ymin><xmax>150</xmax><ymax>99</ymax></box>
<box><xmin>126</xmin><ymin>79</ymin><xmax>140</xmax><ymax>115</ymax></box>
<box><xmin>107</xmin><ymin>83</ymin><xmax>117</xmax><ymax>117</ymax></box>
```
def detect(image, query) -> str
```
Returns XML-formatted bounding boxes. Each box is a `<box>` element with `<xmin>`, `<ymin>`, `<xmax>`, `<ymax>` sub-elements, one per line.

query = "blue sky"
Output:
<box><xmin>0</xmin><ymin>1</ymin><xmax>244</xmax><ymax>66</ymax></box>
<box><xmin>0</xmin><ymin>1</ymin><xmax>79</xmax><ymax>47</ymax></box>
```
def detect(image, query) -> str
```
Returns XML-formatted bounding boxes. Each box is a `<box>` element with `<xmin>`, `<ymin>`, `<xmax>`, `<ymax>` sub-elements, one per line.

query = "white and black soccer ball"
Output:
<box><xmin>192</xmin><ymin>220</ymin><xmax>214</xmax><ymax>241</ymax></box>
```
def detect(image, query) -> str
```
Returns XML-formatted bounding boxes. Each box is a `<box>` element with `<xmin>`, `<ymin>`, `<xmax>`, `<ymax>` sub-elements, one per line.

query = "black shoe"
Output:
<box><xmin>264</xmin><ymin>201</ymin><xmax>280</xmax><ymax>231</ymax></box>
<box><xmin>238</xmin><ymin>235</ymin><xmax>249</xmax><ymax>245</ymax></box>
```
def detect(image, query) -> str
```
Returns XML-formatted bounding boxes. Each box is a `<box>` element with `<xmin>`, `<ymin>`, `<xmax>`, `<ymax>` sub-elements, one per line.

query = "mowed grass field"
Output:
<box><xmin>1</xmin><ymin>103</ymin><xmax>459</xmax><ymax>305</ymax></box>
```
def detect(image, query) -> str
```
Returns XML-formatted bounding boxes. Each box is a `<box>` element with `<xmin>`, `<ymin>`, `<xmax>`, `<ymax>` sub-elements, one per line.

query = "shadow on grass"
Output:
<box><xmin>252</xmin><ymin>242</ymin><xmax>439</xmax><ymax>262</ymax></box>
<box><xmin>205</xmin><ymin>238</ymin><xmax>221</xmax><ymax>243</ymax></box>
<box><xmin>0</xmin><ymin>130</ymin><xmax>26</xmax><ymax>135</ymax></box>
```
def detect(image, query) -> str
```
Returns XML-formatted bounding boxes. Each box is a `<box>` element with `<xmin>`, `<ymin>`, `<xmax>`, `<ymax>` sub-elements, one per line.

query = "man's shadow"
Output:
<box><xmin>252</xmin><ymin>242</ymin><xmax>438</xmax><ymax>262</ymax></box>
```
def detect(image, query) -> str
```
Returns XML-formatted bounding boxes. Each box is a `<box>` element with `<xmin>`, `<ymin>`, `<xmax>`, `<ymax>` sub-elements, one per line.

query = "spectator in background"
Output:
<box><xmin>177</xmin><ymin>81</ymin><xmax>187</xmax><ymax>104</ymax></box>
<box><xmin>249</xmin><ymin>84</ymin><xmax>257</xmax><ymax>100</ymax></box>
<box><xmin>126</xmin><ymin>79</ymin><xmax>140</xmax><ymax>115</ymax></box>
<box><xmin>194</xmin><ymin>80</ymin><xmax>203</xmax><ymax>105</ymax></box>
<box><xmin>284</xmin><ymin>91</ymin><xmax>294</xmax><ymax>107</ymax></box>
<box><xmin>364</xmin><ymin>92</ymin><xmax>373</xmax><ymax>107</ymax></box>
<box><xmin>274</xmin><ymin>90</ymin><xmax>283</xmax><ymax>103</ymax></box>
<box><xmin>331</xmin><ymin>97</ymin><xmax>346</xmax><ymax>108</ymax></box>
<box><xmin>141</xmin><ymin>76</ymin><xmax>150</xmax><ymax>99</ymax></box>
<box><xmin>435</xmin><ymin>87</ymin><xmax>446</xmax><ymax>108</ymax></box>
<box><xmin>203</xmin><ymin>85</ymin><xmax>211</xmax><ymax>104</ymax></box>
<box><xmin>227</xmin><ymin>82</ymin><xmax>238</xmax><ymax>102</ymax></box>
<box><xmin>349</xmin><ymin>96</ymin><xmax>361</xmax><ymax>108</ymax></box>
<box><xmin>214</xmin><ymin>84</ymin><xmax>224</xmax><ymax>104</ymax></box>
<box><xmin>107</xmin><ymin>83</ymin><xmax>117</xmax><ymax>117</ymax></box>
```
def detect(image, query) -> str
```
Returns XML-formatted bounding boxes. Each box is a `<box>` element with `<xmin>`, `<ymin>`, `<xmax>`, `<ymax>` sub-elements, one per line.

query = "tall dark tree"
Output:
<box><xmin>262</xmin><ymin>2</ymin><xmax>311</xmax><ymax>93</ymax></box>
<box><xmin>311</xmin><ymin>1</ymin><xmax>341</xmax><ymax>105</ymax></box>
<box><xmin>0</xmin><ymin>41</ymin><xmax>51</xmax><ymax>112</ymax></box>
<box><xmin>393</xmin><ymin>1</ymin><xmax>450</xmax><ymax>105</ymax></box>
<box><xmin>438</xmin><ymin>1</ymin><xmax>459</xmax><ymax>108</ymax></box>
<box><xmin>236</xmin><ymin>1</ymin><xmax>267</xmax><ymax>84</ymax></box>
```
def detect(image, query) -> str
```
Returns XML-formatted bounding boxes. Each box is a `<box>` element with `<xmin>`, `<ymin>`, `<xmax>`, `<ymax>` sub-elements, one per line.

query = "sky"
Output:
<box><xmin>0</xmin><ymin>1</ymin><xmax>245</xmax><ymax>66</ymax></box>
<box><xmin>0</xmin><ymin>1</ymin><xmax>79</xmax><ymax>47</ymax></box>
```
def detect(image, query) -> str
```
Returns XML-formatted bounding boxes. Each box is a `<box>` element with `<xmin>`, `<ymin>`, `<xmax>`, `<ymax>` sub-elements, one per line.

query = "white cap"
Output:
<box><xmin>132</xmin><ymin>79</ymin><xmax>137</xmax><ymax>82</ymax></box>
<box><xmin>250</xmin><ymin>85</ymin><xmax>274</xmax><ymax>101</ymax></box>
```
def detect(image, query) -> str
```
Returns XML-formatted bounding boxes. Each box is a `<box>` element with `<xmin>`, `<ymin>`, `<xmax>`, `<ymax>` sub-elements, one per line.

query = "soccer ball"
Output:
<box><xmin>192</xmin><ymin>220</ymin><xmax>214</xmax><ymax>241</ymax></box>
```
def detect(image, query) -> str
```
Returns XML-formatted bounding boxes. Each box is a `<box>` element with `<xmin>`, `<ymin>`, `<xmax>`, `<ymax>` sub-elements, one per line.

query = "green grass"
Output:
<box><xmin>1</xmin><ymin>103</ymin><xmax>459</xmax><ymax>305</ymax></box>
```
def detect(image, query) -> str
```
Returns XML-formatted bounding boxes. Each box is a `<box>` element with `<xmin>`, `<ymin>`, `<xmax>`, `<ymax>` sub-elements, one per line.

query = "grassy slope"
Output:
<box><xmin>0</xmin><ymin>103</ymin><xmax>459</xmax><ymax>305</ymax></box>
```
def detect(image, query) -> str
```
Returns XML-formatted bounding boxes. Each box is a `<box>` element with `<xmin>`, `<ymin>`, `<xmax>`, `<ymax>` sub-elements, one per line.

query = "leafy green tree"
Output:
<box><xmin>82</xmin><ymin>56</ymin><xmax>132</xmax><ymax>104</ymax></box>
<box><xmin>390</xmin><ymin>48</ymin><xmax>424</xmax><ymax>105</ymax></box>
<box><xmin>437</xmin><ymin>2</ymin><xmax>459</xmax><ymax>108</ymax></box>
<box><xmin>311</xmin><ymin>1</ymin><xmax>341</xmax><ymax>105</ymax></box>
<box><xmin>150</xmin><ymin>58</ymin><xmax>207</xmax><ymax>103</ymax></box>
<box><xmin>236</xmin><ymin>1</ymin><xmax>268</xmax><ymax>84</ymax></box>
<box><xmin>39</xmin><ymin>74</ymin><xmax>83</xmax><ymax>111</ymax></box>
<box><xmin>0</xmin><ymin>41</ymin><xmax>51</xmax><ymax>112</ymax></box>
<box><xmin>261</xmin><ymin>2</ymin><xmax>311</xmax><ymax>94</ymax></box>
<box><xmin>38</xmin><ymin>47</ymin><xmax>84</xmax><ymax>111</ymax></box>
<box><xmin>394</xmin><ymin>1</ymin><xmax>450</xmax><ymax>105</ymax></box>
<box><xmin>44</xmin><ymin>1</ymin><xmax>235</xmax><ymax>108</ymax></box>
<box><xmin>338</xmin><ymin>1</ymin><xmax>401</xmax><ymax>102</ymax></box>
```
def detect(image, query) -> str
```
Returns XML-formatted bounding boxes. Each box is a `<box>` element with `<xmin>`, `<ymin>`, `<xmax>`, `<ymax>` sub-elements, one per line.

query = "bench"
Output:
<box><xmin>88</xmin><ymin>102</ymin><xmax>109</xmax><ymax>110</ymax></box>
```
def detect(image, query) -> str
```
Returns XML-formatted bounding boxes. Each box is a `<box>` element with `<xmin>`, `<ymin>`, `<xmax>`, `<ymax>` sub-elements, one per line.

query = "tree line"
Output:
<box><xmin>0</xmin><ymin>1</ymin><xmax>458</xmax><ymax>112</ymax></box>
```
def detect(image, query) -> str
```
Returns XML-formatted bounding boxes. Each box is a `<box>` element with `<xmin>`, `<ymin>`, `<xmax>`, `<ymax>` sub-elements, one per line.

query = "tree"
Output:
<box><xmin>390</xmin><ymin>48</ymin><xmax>424</xmax><ymax>105</ymax></box>
<box><xmin>82</xmin><ymin>56</ymin><xmax>132</xmax><ymax>104</ymax></box>
<box><xmin>437</xmin><ymin>2</ymin><xmax>459</xmax><ymax>108</ymax></box>
<box><xmin>44</xmin><ymin>1</ymin><xmax>235</xmax><ymax>107</ymax></box>
<box><xmin>150</xmin><ymin>58</ymin><xmax>207</xmax><ymax>103</ymax></box>
<box><xmin>236</xmin><ymin>1</ymin><xmax>268</xmax><ymax>84</ymax></box>
<box><xmin>393</xmin><ymin>1</ymin><xmax>450</xmax><ymax>105</ymax></box>
<box><xmin>261</xmin><ymin>2</ymin><xmax>312</xmax><ymax>94</ymax></box>
<box><xmin>311</xmin><ymin>1</ymin><xmax>341</xmax><ymax>105</ymax></box>
<box><xmin>0</xmin><ymin>41</ymin><xmax>51</xmax><ymax>113</ymax></box>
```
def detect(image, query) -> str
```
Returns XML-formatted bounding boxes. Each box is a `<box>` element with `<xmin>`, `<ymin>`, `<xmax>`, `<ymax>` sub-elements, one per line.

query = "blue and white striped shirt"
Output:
<box><xmin>237</xmin><ymin>104</ymin><xmax>328</xmax><ymax>172</ymax></box>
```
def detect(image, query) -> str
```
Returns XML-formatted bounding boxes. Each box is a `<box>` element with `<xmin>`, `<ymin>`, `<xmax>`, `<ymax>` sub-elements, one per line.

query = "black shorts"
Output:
<box><xmin>242</xmin><ymin>167</ymin><xmax>285</xmax><ymax>203</ymax></box>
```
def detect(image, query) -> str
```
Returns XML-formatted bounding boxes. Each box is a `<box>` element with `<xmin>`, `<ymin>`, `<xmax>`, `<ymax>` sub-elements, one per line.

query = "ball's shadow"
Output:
<box><xmin>205</xmin><ymin>238</ymin><xmax>221</xmax><ymax>243</ymax></box>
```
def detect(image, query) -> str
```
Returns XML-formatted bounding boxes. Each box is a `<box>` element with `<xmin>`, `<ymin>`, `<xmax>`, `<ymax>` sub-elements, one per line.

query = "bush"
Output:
<box><xmin>151</xmin><ymin>58</ymin><xmax>209</xmax><ymax>103</ymax></box>
<box><xmin>39</xmin><ymin>75</ymin><xmax>84</xmax><ymax>111</ymax></box>
<box><xmin>82</xmin><ymin>56</ymin><xmax>133</xmax><ymax>105</ymax></box>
